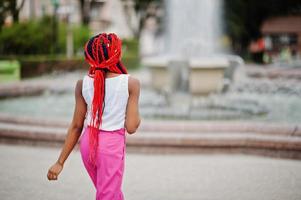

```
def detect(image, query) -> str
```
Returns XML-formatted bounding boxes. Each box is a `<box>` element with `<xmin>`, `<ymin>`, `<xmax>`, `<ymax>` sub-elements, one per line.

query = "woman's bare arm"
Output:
<box><xmin>47</xmin><ymin>79</ymin><xmax>87</xmax><ymax>180</ymax></box>
<box><xmin>125</xmin><ymin>76</ymin><xmax>141</xmax><ymax>134</ymax></box>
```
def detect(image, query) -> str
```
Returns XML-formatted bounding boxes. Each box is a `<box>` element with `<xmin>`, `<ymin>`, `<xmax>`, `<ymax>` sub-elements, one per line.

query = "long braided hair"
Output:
<box><xmin>84</xmin><ymin>33</ymin><xmax>128</xmax><ymax>167</ymax></box>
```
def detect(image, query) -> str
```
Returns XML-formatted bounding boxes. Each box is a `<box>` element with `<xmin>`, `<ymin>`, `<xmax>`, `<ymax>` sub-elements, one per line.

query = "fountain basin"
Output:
<box><xmin>142</xmin><ymin>57</ymin><xmax>170</xmax><ymax>92</ymax></box>
<box><xmin>143</xmin><ymin>57</ymin><xmax>229</xmax><ymax>95</ymax></box>
<box><xmin>189</xmin><ymin>58</ymin><xmax>229</xmax><ymax>95</ymax></box>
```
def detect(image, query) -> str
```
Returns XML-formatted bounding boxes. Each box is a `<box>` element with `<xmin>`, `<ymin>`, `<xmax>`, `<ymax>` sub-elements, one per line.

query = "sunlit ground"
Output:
<box><xmin>0</xmin><ymin>143</ymin><xmax>300</xmax><ymax>200</ymax></box>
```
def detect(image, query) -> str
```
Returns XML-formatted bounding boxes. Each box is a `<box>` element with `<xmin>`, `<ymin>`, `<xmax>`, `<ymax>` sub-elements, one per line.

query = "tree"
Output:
<box><xmin>78</xmin><ymin>0</ymin><xmax>90</xmax><ymax>25</ymax></box>
<box><xmin>0</xmin><ymin>0</ymin><xmax>25</xmax><ymax>29</ymax></box>
<box><xmin>10</xmin><ymin>0</ymin><xmax>25</xmax><ymax>23</ymax></box>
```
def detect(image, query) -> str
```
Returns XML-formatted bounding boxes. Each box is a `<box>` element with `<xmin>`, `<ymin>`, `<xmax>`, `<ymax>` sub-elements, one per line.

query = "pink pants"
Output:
<box><xmin>79</xmin><ymin>126</ymin><xmax>126</xmax><ymax>200</ymax></box>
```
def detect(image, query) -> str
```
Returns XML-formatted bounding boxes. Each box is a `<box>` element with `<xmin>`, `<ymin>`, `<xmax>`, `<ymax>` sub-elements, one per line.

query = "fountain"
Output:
<box><xmin>141</xmin><ymin>0</ymin><xmax>241</xmax><ymax>95</ymax></box>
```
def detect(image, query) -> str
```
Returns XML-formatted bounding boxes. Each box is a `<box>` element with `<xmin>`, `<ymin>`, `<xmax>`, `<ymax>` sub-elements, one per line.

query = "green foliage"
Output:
<box><xmin>58</xmin><ymin>23</ymin><xmax>91</xmax><ymax>55</ymax></box>
<box><xmin>0</xmin><ymin>16</ymin><xmax>53</xmax><ymax>55</ymax></box>
<box><xmin>73</xmin><ymin>25</ymin><xmax>91</xmax><ymax>53</ymax></box>
<box><xmin>122</xmin><ymin>38</ymin><xmax>140</xmax><ymax>70</ymax></box>
<box><xmin>0</xmin><ymin>15</ymin><xmax>139</xmax><ymax>70</ymax></box>
<box><xmin>0</xmin><ymin>16</ymin><xmax>91</xmax><ymax>56</ymax></box>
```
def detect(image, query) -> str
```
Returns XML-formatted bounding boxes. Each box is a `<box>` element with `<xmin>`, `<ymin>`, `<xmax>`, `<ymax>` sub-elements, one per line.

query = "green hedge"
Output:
<box><xmin>0</xmin><ymin>16</ymin><xmax>91</xmax><ymax>55</ymax></box>
<box><xmin>18</xmin><ymin>56</ymin><xmax>139</xmax><ymax>78</ymax></box>
<box><xmin>0</xmin><ymin>53</ymin><xmax>139</xmax><ymax>78</ymax></box>
<box><xmin>57</xmin><ymin>23</ymin><xmax>91</xmax><ymax>54</ymax></box>
<box><xmin>0</xmin><ymin>17</ymin><xmax>53</xmax><ymax>54</ymax></box>
<box><xmin>19</xmin><ymin>57</ymin><xmax>89</xmax><ymax>78</ymax></box>
<box><xmin>122</xmin><ymin>39</ymin><xmax>140</xmax><ymax>69</ymax></box>
<box><xmin>0</xmin><ymin>26</ymin><xmax>140</xmax><ymax>77</ymax></box>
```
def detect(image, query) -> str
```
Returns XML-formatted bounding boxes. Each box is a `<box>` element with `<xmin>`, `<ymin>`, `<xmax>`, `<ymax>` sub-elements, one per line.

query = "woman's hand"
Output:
<box><xmin>47</xmin><ymin>161</ymin><xmax>63</xmax><ymax>181</ymax></box>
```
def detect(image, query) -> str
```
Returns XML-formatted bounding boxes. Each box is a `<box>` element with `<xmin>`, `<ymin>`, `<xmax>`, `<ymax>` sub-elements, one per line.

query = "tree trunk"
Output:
<box><xmin>79</xmin><ymin>0</ymin><xmax>90</xmax><ymax>25</ymax></box>
<box><xmin>11</xmin><ymin>0</ymin><xmax>25</xmax><ymax>23</ymax></box>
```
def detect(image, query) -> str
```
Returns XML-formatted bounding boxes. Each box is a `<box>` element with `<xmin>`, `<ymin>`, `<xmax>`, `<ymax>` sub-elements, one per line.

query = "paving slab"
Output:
<box><xmin>0</xmin><ymin>143</ymin><xmax>301</xmax><ymax>200</ymax></box>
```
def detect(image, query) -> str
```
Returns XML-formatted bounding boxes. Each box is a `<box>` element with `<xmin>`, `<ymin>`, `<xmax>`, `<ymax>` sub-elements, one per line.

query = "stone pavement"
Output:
<box><xmin>0</xmin><ymin>143</ymin><xmax>301</xmax><ymax>200</ymax></box>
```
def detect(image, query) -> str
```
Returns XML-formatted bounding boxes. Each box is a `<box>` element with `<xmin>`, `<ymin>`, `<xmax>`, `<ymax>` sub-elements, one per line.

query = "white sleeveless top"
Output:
<box><xmin>82</xmin><ymin>74</ymin><xmax>130</xmax><ymax>131</ymax></box>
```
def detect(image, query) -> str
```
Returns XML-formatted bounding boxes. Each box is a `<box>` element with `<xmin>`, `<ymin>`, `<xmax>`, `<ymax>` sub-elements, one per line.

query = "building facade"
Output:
<box><xmin>261</xmin><ymin>16</ymin><xmax>301</xmax><ymax>63</ymax></box>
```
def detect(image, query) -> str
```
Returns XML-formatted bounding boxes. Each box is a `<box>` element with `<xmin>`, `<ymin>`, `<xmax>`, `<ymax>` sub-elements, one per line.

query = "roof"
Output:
<box><xmin>261</xmin><ymin>16</ymin><xmax>301</xmax><ymax>34</ymax></box>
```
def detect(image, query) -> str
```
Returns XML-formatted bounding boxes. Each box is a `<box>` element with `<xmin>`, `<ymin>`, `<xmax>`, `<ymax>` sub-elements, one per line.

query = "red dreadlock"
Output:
<box><xmin>84</xmin><ymin>33</ymin><xmax>128</xmax><ymax>168</ymax></box>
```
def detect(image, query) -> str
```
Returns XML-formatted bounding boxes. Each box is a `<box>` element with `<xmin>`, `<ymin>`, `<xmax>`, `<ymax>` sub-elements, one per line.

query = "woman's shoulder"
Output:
<box><xmin>128</xmin><ymin>75</ymin><xmax>140</xmax><ymax>93</ymax></box>
<box><xmin>75</xmin><ymin>79</ymin><xmax>83</xmax><ymax>91</ymax></box>
<box><xmin>74</xmin><ymin>79</ymin><xmax>84</xmax><ymax>98</ymax></box>
<box><xmin>128</xmin><ymin>75</ymin><xmax>139</xmax><ymax>84</ymax></box>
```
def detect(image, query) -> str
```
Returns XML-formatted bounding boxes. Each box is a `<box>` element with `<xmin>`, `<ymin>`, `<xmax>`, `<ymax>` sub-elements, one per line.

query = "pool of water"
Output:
<box><xmin>0</xmin><ymin>89</ymin><xmax>300</xmax><ymax>124</ymax></box>
<box><xmin>0</xmin><ymin>69</ymin><xmax>300</xmax><ymax>124</ymax></box>
<box><xmin>0</xmin><ymin>92</ymin><xmax>75</xmax><ymax>120</ymax></box>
